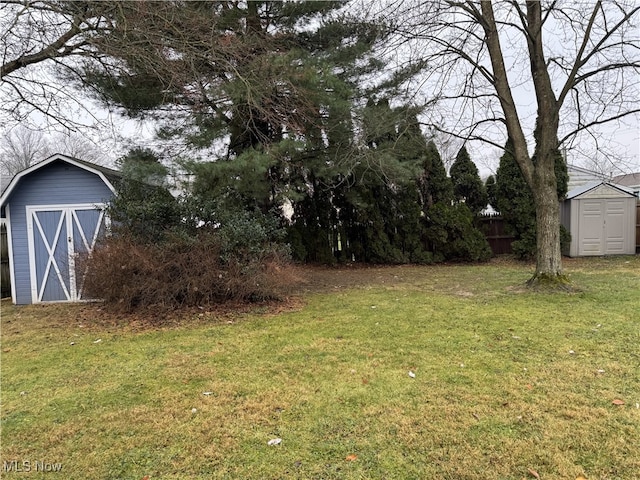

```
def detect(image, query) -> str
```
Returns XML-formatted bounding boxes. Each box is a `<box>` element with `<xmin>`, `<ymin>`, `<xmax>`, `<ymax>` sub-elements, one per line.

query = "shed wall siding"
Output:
<box><xmin>7</xmin><ymin>161</ymin><xmax>114</xmax><ymax>304</ymax></box>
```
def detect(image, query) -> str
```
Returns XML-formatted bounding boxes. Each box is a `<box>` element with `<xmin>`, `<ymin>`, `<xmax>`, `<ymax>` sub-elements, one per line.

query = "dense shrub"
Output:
<box><xmin>88</xmin><ymin>149</ymin><xmax>297</xmax><ymax>312</ymax></box>
<box><xmin>83</xmin><ymin>232</ymin><xmax>296</xmax><ymax>313</ymax></box>
<box><xmin>424</xmin><ymin>203</ymin><xmax>492</xmax><ymax>262</ymax></box>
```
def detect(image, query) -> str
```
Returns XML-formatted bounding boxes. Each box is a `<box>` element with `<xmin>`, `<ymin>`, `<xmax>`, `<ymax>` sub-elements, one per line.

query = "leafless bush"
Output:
<box><xmin>82</xmin><ymin>233</ymin><xmax>297</xmax><ymax>313</ymax></box>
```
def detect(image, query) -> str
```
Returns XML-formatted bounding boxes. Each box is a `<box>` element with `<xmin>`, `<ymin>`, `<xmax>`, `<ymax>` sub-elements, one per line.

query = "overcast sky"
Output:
<box><xmin>1</xmin><ymin>0</ymin><xmax>638</xmax><ymax>178</ymax></box>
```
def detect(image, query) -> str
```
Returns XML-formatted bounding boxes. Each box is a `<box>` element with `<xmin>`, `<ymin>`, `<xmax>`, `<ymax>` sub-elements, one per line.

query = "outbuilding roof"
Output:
<box><xmin>565</xmin><ymin>180</ymin><xmax>636</xmax><ymax>200</ymax></box>
<box><xmin>0</xmin><ymin>154</ymin><xmax>121</xmax><ymax>208</ymax></box>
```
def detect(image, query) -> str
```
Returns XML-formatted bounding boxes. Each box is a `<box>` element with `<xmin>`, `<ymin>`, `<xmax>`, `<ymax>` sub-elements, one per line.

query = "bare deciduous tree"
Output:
<box><xmin>50</xmin><ymin>132</ymin><xmax>105</xmax><ymax>163</ymax></box>
<box><xmin>0</xmin><ymin>125</ymin><xmax>107</xmax><ymax>175</ymax></box>
<box><xmin>0</xmin><ymin>126</ymin><xmax>48</xmax><ymax>175</ymax></box>
<box><xmin>391</xmin><ymin>0</ymin><xmax>639</xmax><ymax>284</ymax></box>
<box><xmin>0</xmin><ymin>1</ymin><xmax>115</xmax><ymax>130</ymax></box>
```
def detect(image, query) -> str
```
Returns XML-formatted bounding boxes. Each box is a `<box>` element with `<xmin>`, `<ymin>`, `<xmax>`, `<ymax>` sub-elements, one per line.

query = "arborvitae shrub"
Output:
<box><xmin>425</xmin><ymin>203</ymin><xmax>492</xmax><ymax>262</ymax></box>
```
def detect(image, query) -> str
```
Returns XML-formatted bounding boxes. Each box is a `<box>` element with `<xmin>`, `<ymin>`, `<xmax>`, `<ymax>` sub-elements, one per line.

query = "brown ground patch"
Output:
<box><xmin>3</xmin><ymin>255</ymin><xmax>636</xmax><ymax>330</ymax></box>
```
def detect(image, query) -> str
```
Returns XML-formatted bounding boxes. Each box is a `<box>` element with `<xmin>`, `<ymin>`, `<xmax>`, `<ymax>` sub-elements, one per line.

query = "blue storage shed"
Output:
<box><xmin>0</xmin><ymin>154</ymin><xmax>120</xmax><ymax>304</ymax></box>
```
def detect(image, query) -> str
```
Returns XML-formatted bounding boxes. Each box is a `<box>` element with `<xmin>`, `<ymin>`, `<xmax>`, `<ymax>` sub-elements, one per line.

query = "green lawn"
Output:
<box><xmin>1</xmin><ymin>257</ymin><xmax>639</xmax><ymax>479</ymax></box>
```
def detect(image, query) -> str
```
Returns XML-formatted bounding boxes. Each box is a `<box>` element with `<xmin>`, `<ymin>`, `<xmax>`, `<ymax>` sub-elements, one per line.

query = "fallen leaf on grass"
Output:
<box><xmin>528</xmin><ymin>468</ymin><xmax>540</xmax><ymax>479</ymax></box>
<box><xmin>612</xmin><ymin>399</ymin><xmax>625</xmax><ymax>406</ymax></box>
<box><xmin>345</xmin><ymin>454</ymin><xmax>358</xmax><ymax>461</ymax></box>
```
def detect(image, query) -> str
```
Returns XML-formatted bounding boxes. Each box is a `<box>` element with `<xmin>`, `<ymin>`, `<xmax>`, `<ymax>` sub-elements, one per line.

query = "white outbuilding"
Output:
<box><xmin>561</xmin><ymin>181</ymin><xmax>637</xmax><ymax>257</ymax></box>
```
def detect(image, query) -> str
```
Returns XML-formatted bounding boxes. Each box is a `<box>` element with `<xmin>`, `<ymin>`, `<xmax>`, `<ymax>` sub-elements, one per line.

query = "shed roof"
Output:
<box><xmin>565</xmin><ymin>180</ymin><xmax>636</xmax><ymax>200</ymax></box>
<box><xmin>0</xmin><ymin>154</ymin><xmax>121</xmax><ymax>208</ymax></box>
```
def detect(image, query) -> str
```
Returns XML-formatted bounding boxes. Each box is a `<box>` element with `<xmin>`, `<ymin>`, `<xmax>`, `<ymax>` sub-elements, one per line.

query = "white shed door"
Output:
<box><xmin>578</xmin><ymin>199</ymin><xmax>628</xmax><ymax>256</ymax></box>
<box><xmin>578</xmin><ymin>199</ymin><xmax>605</xmax><ymax>255</ymax></box>
<box><xmin>604</xmin><ymin>199</ymin><xmax>626</xmax><ymax>253</ymax></box>
<box><xmin>27</xmin><ymin>205</ymin><xmax>106</xmax><ymax>303</ymax></box>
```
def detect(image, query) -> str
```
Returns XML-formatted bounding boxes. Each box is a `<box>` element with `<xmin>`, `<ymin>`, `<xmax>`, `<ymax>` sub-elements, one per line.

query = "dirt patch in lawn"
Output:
<box><xmin>3</xmin><ymin>255</ymin><xmax>636</xmax><ymax>330</ymax></box>
<box><xmin>1</xmin><ymin>263</ymin><xmax>435</xmax><ymax>330</ymax></box>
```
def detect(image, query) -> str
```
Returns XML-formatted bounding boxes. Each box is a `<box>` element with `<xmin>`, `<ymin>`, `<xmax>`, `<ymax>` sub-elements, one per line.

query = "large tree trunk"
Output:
<box><xmin>524</xmin><ymin>1</ymin><xmax>568</xmax><ymax>287</ymax></box>
<box><xmin>479</xmin><ymin>1</ymin><xmax>568</xmax><ymax>287</ymax></box>
<box><xmin>527</xmin><ymin>151</ymin><xmax>569</xmax><ymax>287</ymax></box>
<box><xmin>530</xmin><ymin>168</ymin><xmax>563</xmax><ymax>281</ymax></box>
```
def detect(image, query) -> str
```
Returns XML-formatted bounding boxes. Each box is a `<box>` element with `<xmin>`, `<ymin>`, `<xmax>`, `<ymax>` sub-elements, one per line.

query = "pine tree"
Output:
<box><xmin>421</xmin><ymin>142</ymin><xmax>491</xmax><ymax>262</ymax></box>
<box><xmin>83</xmin><ymin>1</ymin><xmax>388</xmax><ymax>216</ymax></box>
<box><xmin>420</xmin><ymin>141</ymin><xmax>453</xmax><ymax>209</ymax></box>
<box><xmin>450</xmin><ymin>146</ymin><xmax>488</xmax><ymax>215</ymax></box>
<box><xmin>494</xmin><ymin>139</ymin><xmax>570</xmax><ymax>259</ymax></box>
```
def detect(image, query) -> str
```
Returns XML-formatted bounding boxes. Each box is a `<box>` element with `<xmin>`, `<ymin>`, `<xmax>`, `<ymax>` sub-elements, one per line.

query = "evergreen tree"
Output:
<box><xmin>494</xmin><ymin>139</ymin><xmax>570</xmax><ymax>259</ymax></box>
<box><xmin>421</xmin><ymin>142</ymin><xmax>491</xmax><ymax>262</ymax></box>
<box><xmin>340</xmin><ymin>98</ymin><xmax>401</xmax><ymax>263</ymax></box>
<box><xmin>392</xmin><ymin>113</ymin><xmax>433</xmax><ymax>263</ymax></box>
<box><xmin>337</xmin><ymin>101</ymin><xmax>431</xmax><ymax>263</ymax></box>
<box><xmin>420</xmin><ymin>141</ymin><xmax>453</xmax><ymax>209</ymax></box>
<box><xmin>450</xmin><ymin>146</ymin><xmax>488</xmax><ymax>215</ymax></box>
<box><xmin>109</xmin><ymin>148</ymin><xmax>179</xmax><ymax>243</ymax></box>
<box><xmin>83</xmin><ymin>1</ymin><xmax>389</xmax><ymax>219</ymax></box>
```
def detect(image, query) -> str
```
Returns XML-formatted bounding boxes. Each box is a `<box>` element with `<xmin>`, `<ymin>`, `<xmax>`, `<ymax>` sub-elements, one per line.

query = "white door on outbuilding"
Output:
<box><xmin>26</xmin><ymin>204</ymin><xmax>106</xmax><ymax>303</ymax></box>
<box><xmin>578</xmin><ymin>199</ymin><xmax>604</xmax><ymax>255</ymax></box>
<box><xmin>578</xmin><ymin>199</ymin><xmax>628</xmax><ymax>255</ymax></box>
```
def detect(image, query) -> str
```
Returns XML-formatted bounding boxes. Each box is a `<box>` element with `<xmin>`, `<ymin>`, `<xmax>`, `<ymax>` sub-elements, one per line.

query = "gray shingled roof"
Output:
<box><xmin>612</xmin><ymin>172</ymin><xmax>640</xmax><ymax>188</ymax></box>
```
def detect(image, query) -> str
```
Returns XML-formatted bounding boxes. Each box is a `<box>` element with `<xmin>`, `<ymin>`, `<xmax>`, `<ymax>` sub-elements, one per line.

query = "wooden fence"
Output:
<box><xmin>478</xmin><ymin>215</ymin><xmax>515</xmax><ymax>255</ymax></box>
